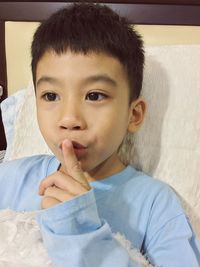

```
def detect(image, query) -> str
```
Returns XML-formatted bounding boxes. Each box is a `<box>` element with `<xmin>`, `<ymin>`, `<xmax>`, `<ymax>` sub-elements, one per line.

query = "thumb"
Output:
<box><xmin>61</xmin><ymin>139</ymin><xmax>90</xmax><ymax>190</ymax></box>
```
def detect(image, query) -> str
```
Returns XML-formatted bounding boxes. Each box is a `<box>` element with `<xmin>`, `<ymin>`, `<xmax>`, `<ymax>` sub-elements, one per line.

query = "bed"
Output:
<box><xmin>0</xmin><ymin>0</ymin><xmax>200</xmax><ymax>264</ymax></box>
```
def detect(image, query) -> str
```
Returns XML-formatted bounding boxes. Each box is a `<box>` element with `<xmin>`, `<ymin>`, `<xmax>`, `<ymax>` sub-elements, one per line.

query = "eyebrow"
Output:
<box><xmin>36</xmin><ymin>74</ymin><xmax>117</xmax><ymax>88</ymax></box>
<box><xmin>83</xmin><ymin>74</ymin><xmax>117</xmax><ymax>87</ymax></box>
<box><xmin>36</xmin><ymin>76</ymin><xmax>61</xmax><ymax>88</ymax></box>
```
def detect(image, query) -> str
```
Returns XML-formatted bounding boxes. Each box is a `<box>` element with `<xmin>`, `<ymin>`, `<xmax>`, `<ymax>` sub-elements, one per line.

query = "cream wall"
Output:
<box><xmin>135</xmin><ymin>25</ymin><xmax>200</xmax><ymax>45</ymax></box>
<box><xmin>5</xmin><ymin>22</ymin><xmax>200</xmax><ymax>95</ymax></box>
<box><xmin>5</xmin><ymin>22</ymin><xmax>39</xmax><ymax>95</ymax></box>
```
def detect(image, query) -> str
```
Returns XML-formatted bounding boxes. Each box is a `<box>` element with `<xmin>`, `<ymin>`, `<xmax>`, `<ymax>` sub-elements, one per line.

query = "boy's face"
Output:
<box><xmin>36</xmin><ymin>50</ymin><xmax>144</xmax><ymax>180</ymax></box>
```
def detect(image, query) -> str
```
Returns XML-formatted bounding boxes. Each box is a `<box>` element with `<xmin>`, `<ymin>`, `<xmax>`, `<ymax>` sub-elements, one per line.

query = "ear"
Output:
<box><xmin>127</xmin><ymin>97</ymin><xmax>146</xmax><ymax>133</ymax></box>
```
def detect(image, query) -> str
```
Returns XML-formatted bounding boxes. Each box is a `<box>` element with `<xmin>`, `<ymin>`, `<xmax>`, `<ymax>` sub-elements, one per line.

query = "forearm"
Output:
<box><xmin>37</xmin><ymin>190</ymin><xmax>145</xmax><ymax>267</ymax></box>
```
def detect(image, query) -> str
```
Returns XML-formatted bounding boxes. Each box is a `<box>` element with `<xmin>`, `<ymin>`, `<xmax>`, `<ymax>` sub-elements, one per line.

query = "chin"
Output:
<box><xmin>78</xmin><ymin>157</ymin><xmax>100</xmax><ymax>174</ymax></box>
<box><xmin>78</xmin><ymin>159</ymin><xmax>91</xmax><ymax>172</ymax></box>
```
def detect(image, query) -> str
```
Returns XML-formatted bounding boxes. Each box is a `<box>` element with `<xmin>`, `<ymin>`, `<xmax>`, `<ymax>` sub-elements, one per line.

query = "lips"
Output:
<box><xmin>71</xmin><ymin>141</ymin><xmax>86</xmax><ymax>150</ymax></box>
<box><xmin>59</xmin><ymin>140</ymin><xmax>87</xmax><ymax>159</ymax></box>
<box><xmin>72</xmin><ymin>141</ymin><xmax>87</xmax><ymax>159</ymax></box>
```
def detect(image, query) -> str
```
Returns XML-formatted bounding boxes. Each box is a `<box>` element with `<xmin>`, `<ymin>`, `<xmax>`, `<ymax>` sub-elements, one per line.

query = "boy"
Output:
<box><xmin>0</xmin><ymin>3</ymin><xmax>200</xmax><ymax>266</ymax></box>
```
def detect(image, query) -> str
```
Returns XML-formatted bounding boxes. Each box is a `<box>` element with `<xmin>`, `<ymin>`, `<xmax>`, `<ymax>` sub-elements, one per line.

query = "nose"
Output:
<box><xmin>58</xmin><ymin>101</ymin><xmax>86</xmax><ymax>131</ymax></box>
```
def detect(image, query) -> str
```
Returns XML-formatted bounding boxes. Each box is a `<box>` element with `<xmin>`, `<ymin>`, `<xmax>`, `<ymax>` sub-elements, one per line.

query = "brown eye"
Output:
<box><xmin>86</xmin><ymin>92</ymin><xmax>107</xmax><ymax>101</ymax></box>
<box><xmin>42</xmin><ymin>92</ymin><xmax>59</xmax><ymax>101</ymax></box>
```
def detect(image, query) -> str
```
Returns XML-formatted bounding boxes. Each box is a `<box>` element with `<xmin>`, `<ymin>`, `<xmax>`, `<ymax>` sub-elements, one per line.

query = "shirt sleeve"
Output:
<box><xmin>37</xmin><ymin>189</ymin><xmax>144</xmax><ymax>267</ymax></box>
<box><xmin>144</xmin><ymin>186</ymin><xmax>200</xmax><ymax>267</ymax></box>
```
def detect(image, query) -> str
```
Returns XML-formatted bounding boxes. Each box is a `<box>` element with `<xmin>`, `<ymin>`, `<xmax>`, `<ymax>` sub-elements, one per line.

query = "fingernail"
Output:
<box><xmin>62</xmin><ymin>139</ymin><xmax>71</xmax><ymax>149</ymax></box>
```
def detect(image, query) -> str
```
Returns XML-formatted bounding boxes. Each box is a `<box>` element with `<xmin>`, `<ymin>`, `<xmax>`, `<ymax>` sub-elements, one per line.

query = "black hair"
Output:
<box><xmin>31</xmin><ymin>3</ymin><xmax>144</xmax><ymax>101</ymax></box>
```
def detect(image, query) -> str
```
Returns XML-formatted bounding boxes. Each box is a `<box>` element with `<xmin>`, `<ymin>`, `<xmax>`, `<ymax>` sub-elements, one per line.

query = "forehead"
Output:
<box><xmin>36</xmin><ymin>50</ymin><xmax>129</xmax><ymax>87</ymax></box>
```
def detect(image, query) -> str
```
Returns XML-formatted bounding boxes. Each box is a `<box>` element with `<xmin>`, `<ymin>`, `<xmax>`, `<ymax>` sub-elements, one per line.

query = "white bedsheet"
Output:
<box><xmin>0</xmin><ymin>151</ymin><xmax>5</xmax><ymax>163</ymax></box>
<box><xmin>0</xmin><ymin>209</ymin><xmax>152</xmax><ymax>267</ymax></box>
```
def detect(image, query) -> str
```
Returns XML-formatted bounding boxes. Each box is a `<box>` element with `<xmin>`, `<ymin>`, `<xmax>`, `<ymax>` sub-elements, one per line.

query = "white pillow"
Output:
<box><xmin>0</xmin><ymin>209</ymin><xmax>152</xmax><ymax>267</ymax></box>
<box><xmin>0</xmin><ymin>89</ymin><xmax>26</xmax><ymax>161</ymax></box>
<box><xmin>134</xmin><ymin>45</ymin><xmax>200</xmax><ymax>238</ymax></box>
<box><xmin>7</xmin><ymin>81</ymin><xmax>52</xmax><ymax>160</ymax></box>
<box><xmin>1</xmin><ymin>45</ymin><xmax>200</xmax><ymax>239</ymax></box>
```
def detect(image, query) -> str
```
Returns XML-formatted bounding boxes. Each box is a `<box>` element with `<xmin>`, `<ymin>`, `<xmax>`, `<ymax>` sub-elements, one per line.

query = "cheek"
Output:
<box><xmin>37</xmin><ymin>110</ymin><xmax>45</xmax><ymax>131</ymax></box>
<box><xmin>37</xmin><ymin>109</ymin><xmax>53</xmax><ymax>140</ymax></box>
<box><xmin>96</xmin><ymin>109</ymin><xmax>129</xmax><ymax>147</ymax></box>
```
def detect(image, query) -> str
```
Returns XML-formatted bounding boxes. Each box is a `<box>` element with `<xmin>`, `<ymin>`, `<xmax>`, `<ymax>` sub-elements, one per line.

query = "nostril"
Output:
<box><xmin>59</xmin><ymin>117</ymin><xmax>85</xmax><ymax>130</ymax></box>
<box><xmin>74</xmin><ymin>126</ymin><xmax>81</xmax><ymax>130</ymax></box>
<box><xmin>60</xmin><ymin>125</ymin><xmax>81</xmax><ymax>130</ymax></box>
<box><xmin>60</xmin><ymin>125</ymin><xmax>67</xmax><ymax>129</ymax></box>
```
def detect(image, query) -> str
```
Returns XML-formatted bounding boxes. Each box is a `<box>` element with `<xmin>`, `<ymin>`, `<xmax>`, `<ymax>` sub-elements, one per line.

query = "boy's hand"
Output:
<box><xmin>39</xmin><ymin>139</ymin><xmax>91</xmax><ymax>209</ymax></box>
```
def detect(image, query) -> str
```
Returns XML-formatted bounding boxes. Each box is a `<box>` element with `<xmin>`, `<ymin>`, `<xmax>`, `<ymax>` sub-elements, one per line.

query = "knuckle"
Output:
<box><xmin>44</xmin><ymin>185</ymin><xmax>58</xmax><ymax>196</ymax></box>
<box><xmin>81</xmin><ymin>183</ymin><xmax>91</xmax><ymax>192</ymax></box>
<box><xmin>41</xmin><ymin>197</ymin><xmax>51</xmax><ymax>209</ymax></box>
<box><xmin>44</xmin><ymin>187</ymin><xmax>51</xmax><ymax>195</ymax></box>
<box><xmin>41</xmin><ymin>196</ymin><xmax>60</xmax><ymax>209</ymax></box>
<box><xmin>70</xmin><ymin>162</ymin><xmax>82</xmax><ymax>173</ymax></box>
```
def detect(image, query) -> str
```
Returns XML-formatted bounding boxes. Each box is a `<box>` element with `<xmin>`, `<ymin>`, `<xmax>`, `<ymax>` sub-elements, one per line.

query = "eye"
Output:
<box><xmin>42</xmin><ymin>92</ymin><xmax>60</xmax><ymax>102</ymax></box>
<box><xmin>86</xmin><ymin>92</ymin><xmax>107</xmax><ymax>101</ymax></box>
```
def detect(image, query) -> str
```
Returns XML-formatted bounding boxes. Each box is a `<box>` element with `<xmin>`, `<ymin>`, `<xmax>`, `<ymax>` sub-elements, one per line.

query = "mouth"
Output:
<box><xmin>71</xmin><ymin>141</ymin><xmax>87</xmax><ymax>150</ymax></box>
<box><xmin>72</xmin><ymin>141</ymin><xmax>88</xmax><ymax>159</ymax></box>
<box><xmin>59</xmin><ymin>140</ymin><xmax>88</xmax><ymax>159</ymax></box>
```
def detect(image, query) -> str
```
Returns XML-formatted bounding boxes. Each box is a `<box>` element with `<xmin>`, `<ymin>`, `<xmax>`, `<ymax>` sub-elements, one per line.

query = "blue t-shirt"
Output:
<box><xmin>0</xmin><ymin>155</ymin><xmax>200</xmax><ymax>266</ymax></box>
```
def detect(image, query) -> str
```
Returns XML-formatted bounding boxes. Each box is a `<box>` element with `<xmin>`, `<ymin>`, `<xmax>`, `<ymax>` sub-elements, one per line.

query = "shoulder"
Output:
<box><xmin>0</xmin><ymin>155</ymin><xmax>59</xmax><ymax>210</ymax></box>
<box><xmin>123</xmin><ymin>165</ymin><xmax>175</xmax><ymax>195</ymax></box>
<box><xmin>0</xmin><ymin>154</ymin><xmax>58</xmax><ymax>178</ymax></box>
<box><xmin>123</xmin><ymin>165</ymin><xmax>184</xmax><ymax>219</ymax></box>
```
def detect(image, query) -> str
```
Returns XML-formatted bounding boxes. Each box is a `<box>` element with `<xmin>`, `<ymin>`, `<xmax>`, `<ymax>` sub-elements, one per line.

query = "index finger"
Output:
<box><xmin>61</xmin><ymin>139</ymin><xmax>90</xmax><ymax>190</ymax></box>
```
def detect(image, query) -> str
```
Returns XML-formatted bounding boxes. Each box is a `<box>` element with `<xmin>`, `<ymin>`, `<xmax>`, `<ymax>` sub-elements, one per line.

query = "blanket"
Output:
<box><xmin>0</xmin><ymin>209</ymin><xmax>153</xmax><ymax>267</ymax></box>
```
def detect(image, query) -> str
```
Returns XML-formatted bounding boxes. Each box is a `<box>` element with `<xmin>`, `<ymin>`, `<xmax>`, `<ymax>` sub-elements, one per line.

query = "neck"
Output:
<box><xmin>87</xmin><ymin>155</ymin><xmax>126</xmax><ymax>182</ymax></box>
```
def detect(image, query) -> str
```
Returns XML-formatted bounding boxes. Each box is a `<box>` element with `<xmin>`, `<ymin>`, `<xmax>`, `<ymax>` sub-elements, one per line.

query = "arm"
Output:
<box><xmin>37</xmin><ymin>190</ymin><xmax>145</xmax><ymax>267</ymax></box>
<box><xmin>144</xmin><ymin>186</ymin><xmax>200</xmax><ymax>267</ymax></box>
<box><xmin>38</xmin><ymin>139</ymin><xmax>145</xmax><ymax>267</ymax></box>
